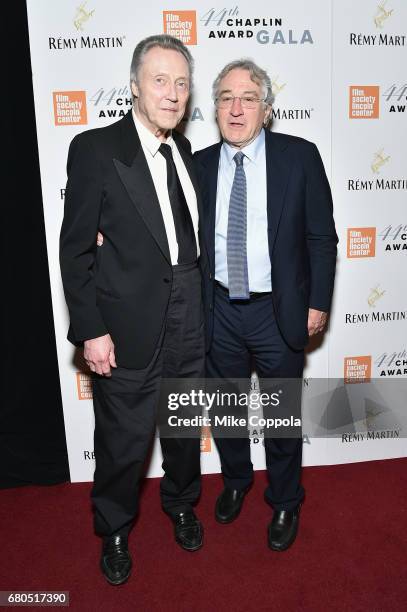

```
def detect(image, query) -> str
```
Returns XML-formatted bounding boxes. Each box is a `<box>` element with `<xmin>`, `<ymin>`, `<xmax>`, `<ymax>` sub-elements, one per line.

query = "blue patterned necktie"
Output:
<box><xmin>227</xmin><ymin>151</ymin><xmax>250</xmax><ymax>299</ymax></box>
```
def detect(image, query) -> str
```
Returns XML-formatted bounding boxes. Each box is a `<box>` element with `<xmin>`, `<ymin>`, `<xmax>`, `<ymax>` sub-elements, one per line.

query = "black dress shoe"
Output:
<box><xmin>268</xmin><ymin>505</ymin><xmax>301</xmax><ymax>551</ymax></box>
<box><xmin>215</xmin><ymin>487</ymin><xmax>248</xmax><ymax>524</ymax></box>
<box><xmin>100</xmin><ymin>535</ymin><xmax>132</xmax><ymax>585</ymax></box>
<box><xmin>172</xmin><ymin>511</ymin><xmax>203</xmax><ymax>551</ymax></box>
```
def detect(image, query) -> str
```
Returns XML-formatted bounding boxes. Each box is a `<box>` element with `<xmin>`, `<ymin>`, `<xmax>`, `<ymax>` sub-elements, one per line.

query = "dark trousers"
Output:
<box><xmin>91</xmin><ymin>262</ymin><xmax>205</xmax><ymax>537</ymax></box>
<box><xmin>206</xmin><ymin>283</ymin><xmax>305</xmax><ymax>512</ymax></box>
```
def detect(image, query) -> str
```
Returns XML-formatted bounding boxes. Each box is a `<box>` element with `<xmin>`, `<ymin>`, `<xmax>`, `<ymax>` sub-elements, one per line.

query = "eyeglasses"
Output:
<box><xmin>215</xmin><ymin>95</ymin><xmax>266</xmax><ymax>109</ymax></box>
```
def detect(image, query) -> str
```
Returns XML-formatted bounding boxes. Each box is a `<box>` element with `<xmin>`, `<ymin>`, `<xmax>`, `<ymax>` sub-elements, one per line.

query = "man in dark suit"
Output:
<box><xmin>194</xmin><ymin>59</ymin><xmax>337</xmax><ymax>551</ymax></box>
<box><xmin>60</xmin><ymin>35</ymin><xmax>205</xmax><ymax>585</ymax></box>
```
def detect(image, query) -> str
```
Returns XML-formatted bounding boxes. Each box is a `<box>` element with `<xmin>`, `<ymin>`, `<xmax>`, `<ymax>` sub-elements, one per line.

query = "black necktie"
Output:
<box><xmin>159</xmin><ymin>143</ymin><xmax>197</xmax><ymax>265</ymax></box>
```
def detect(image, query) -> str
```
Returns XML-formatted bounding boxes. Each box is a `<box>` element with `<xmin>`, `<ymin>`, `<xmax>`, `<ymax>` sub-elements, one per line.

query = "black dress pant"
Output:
<box><xmin>91</xmin><ymin>262</ymin><xmax>205</xmax><ymax>537</ymax></box>
<box><xmin>207</xmin><ymin>283</ymin><xmax>305</xmax><ymax>512</ymax></box>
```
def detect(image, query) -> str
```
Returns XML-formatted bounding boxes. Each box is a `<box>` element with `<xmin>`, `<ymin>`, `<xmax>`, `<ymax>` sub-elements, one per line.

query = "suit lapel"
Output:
<box><xmin>265</xmin><ymin>129</ymin><xmax>291</xmax><ymax>257</ymax></box>
<box><xmin>200</xmin><ymin>144</ymin><xmax>221</xmax><ymax>271</ymax></box>
<box><xmin>113</xmin><ymin>111</ymin><xmax>171</xmax><ymax>264</ymax></box>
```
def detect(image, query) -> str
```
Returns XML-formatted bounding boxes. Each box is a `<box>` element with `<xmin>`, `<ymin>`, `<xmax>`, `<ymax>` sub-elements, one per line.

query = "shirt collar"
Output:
<box><xmin>222</xmin><ymin>128</ymin><xmax>265</xmax><ymax>166</ymax></box>
<box><xmin>132</xmin><ymin>109</ymin><xmax>173</xmax><ymax>157</ymax></box>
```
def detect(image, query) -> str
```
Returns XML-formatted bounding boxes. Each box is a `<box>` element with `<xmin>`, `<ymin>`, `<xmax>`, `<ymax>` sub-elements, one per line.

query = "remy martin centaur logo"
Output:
<box><xmin>271</xmin><ymin>75</ymin><xmax>286</xmax><ymax>97</ymax></box>
<box><xmin>374</xmin><ymin>0</ymin><xmax>394</xmax><ymax>28</ymax></box>
<box><xmin>371</xmin><ymin>149</ymin><xmax>390</xmax><ymax>173</ymax></box>
<box><xmin>74</xmin><ymin>2</ymin><xmax>95</xmax><ymax>31</ymax></box>
<box><xmin>367</xmin><ymin>285</ymin><xmax>385</xmax><ymax>308</ymax></box>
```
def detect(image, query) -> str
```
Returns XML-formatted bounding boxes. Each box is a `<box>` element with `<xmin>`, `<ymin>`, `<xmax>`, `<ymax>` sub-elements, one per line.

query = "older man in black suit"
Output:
<box><xmin>60</xmin><ymin>35</ymin><xmax>205</xmax><ymax>585</ymax></box>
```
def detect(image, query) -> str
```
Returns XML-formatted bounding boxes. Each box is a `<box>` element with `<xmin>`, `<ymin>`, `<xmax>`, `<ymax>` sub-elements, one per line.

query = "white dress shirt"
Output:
<box><xmin>215</xmin><ymin>129</ymin><xmax>272</xmax><ymax>292</ymax></box>
<box><xmin>132</xmin><ymin>110</ymin><xmax>199</xmax><ymax>265</ymax></box>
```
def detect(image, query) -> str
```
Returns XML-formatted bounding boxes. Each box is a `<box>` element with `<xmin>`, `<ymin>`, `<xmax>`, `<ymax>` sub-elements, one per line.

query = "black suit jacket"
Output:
<box><xmin>60</xmin><ymin>110</ymin><xmax>203</xmax><ymax>369</ymax></box>
<box><xmin>194</xmin><ymin>129</ymin><xmax>338</xmax><ymax>352</ymax></box>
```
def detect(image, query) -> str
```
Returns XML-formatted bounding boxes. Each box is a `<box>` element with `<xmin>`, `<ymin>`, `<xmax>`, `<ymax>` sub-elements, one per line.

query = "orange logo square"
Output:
<box><xmin>200</xmin><ymin>425</ymin><xmax>211</xmax><ymax>452</ymax></box>
<box><xmin>53</xmin><ymin>91</ymin><xmax>87</xmax><ymax>125</ymax></box>
<box><xmin>347</xmin><ymin>227</ymin><xmax>376</xmax><ymax>258</ymax></box>
<box><xmin>349</xmin><ymin>86</ymin><xmax>379</xmax><ymax>119</ymax></box>
<box><xmin>163</xmin><ymin>10</ymin><xmax>197</xmax><ymax>45</ymax></box>
<box><xmin>76</xmin><ymin>372</ymin><xmax>93</xmax><ymax>400</ymax></box>
<box><xmin>344</xmin><ymin>356</ymin><xmax>372</xmax><ymax>384</ymax></box>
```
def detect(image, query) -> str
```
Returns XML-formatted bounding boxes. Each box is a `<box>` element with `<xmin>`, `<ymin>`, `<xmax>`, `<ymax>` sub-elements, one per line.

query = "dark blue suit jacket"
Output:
<box><xmin>194</xmin><ymin>129</ymin><xmax>338</xmax><ymax>352</ymax></box>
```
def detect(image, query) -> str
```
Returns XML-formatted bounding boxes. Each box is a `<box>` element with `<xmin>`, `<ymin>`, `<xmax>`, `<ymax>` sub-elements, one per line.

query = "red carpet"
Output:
<box><xmin>1</xmin><ymin>459</ymin><xmax>407</xmax><ymax>611</ymax></box>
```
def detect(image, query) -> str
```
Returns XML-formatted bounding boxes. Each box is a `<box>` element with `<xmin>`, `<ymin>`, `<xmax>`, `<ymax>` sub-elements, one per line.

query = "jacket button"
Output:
<box><xmin>209</xmin><ymin>303</ymin><xmax>213</xmax><ymax>311</ymax></box>
<box><xmin>163</xmin><ymin>278</ymin><xmax>170</xmax><ymax>283</ymax></box>
<box><xmin>209</xmin><ymin>273</ymin><xmax>213</xmax><ymax>280</ymax></box>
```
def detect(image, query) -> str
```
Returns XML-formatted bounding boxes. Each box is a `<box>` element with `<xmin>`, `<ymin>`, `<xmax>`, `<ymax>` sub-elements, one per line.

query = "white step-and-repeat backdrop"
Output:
<box><xmin>26</xmin><ymin>0</ymin><xmax>407</xmax><ymax>481</ymax></box>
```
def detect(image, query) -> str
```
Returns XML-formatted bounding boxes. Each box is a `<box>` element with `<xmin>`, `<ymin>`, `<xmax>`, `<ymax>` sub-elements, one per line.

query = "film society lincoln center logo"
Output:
<box><xmin>349</xmin><ymin>86</ymin><xmax>379</xmax><ymax>118</ymax></box>
<box><xmin>163</xmin><ymin>11</ymin><xmax>197</xmax><ymax>45</ymax></box>
<box><xmin>344</xmin><ymin>356</ymin><xmax>372</xmax><ymax>384</ymax></box>
<box><xmin>53</xmin><ymin>91</ymin><xmax>87</xmax><ymax>125</ymax></box>
<box><xmin>347</xmin><ymin>227</ymin><xmax>376</xmax><ymax>258</ymax></box>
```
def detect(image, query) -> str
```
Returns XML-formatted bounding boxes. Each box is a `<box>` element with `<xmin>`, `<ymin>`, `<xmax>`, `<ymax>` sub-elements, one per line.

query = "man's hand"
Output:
<box><xmin>307</xmin><ymin>308</ymin><xmax>328</xmax><ymax>337</ymax></box>
<box><xmin>84</xmin><ymin>334</ymin><xmax>117</xmax><ymax>376</ymax></box>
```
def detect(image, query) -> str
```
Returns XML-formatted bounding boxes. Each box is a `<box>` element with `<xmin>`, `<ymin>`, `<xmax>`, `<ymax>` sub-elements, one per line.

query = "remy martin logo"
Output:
<box><xmin>347</xmin><ymin>149</ymin><xmax>406</xmax><ymax>191</ymax></box>
<box><xmin>368</xmin><ymin>285</ymin><xmax>385</xmax><ymax>308</ymax></box>
<box><xmin>74</xmin><ymin>2</ymin><xmax>95</xmax><ymax>31</ymax></box>
<box><xmin>371</xmin><ymin>149</ymin><xmax>390</xmax><ymax>173</ymax></box>
<box><xmin>374</xmin><ymin>1</ymin><xmax>393</xmax><ymax>28</ymax></box>
<box><xmin>271</xmin><ymin>76</ymin><xmax>286</xmax><ymax>97</ymax></box>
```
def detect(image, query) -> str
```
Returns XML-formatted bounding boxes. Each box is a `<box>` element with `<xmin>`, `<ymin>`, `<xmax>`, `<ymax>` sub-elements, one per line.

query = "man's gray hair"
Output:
<box><xmin>212</xmin><ymin>58</ymin><xmax>274</xmax><ymax>106</ymax></box>
<box><xmin>130</xmin><ymin>34</ymin><xmax>194</xmax><ymax>87</ymax></box>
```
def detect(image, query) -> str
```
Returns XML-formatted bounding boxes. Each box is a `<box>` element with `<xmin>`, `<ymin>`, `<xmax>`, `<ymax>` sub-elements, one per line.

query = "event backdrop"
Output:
<box><xmin>26</xmin><ymin>0</ymin><xmax>407</xmax><ymax>481</ymax></box>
